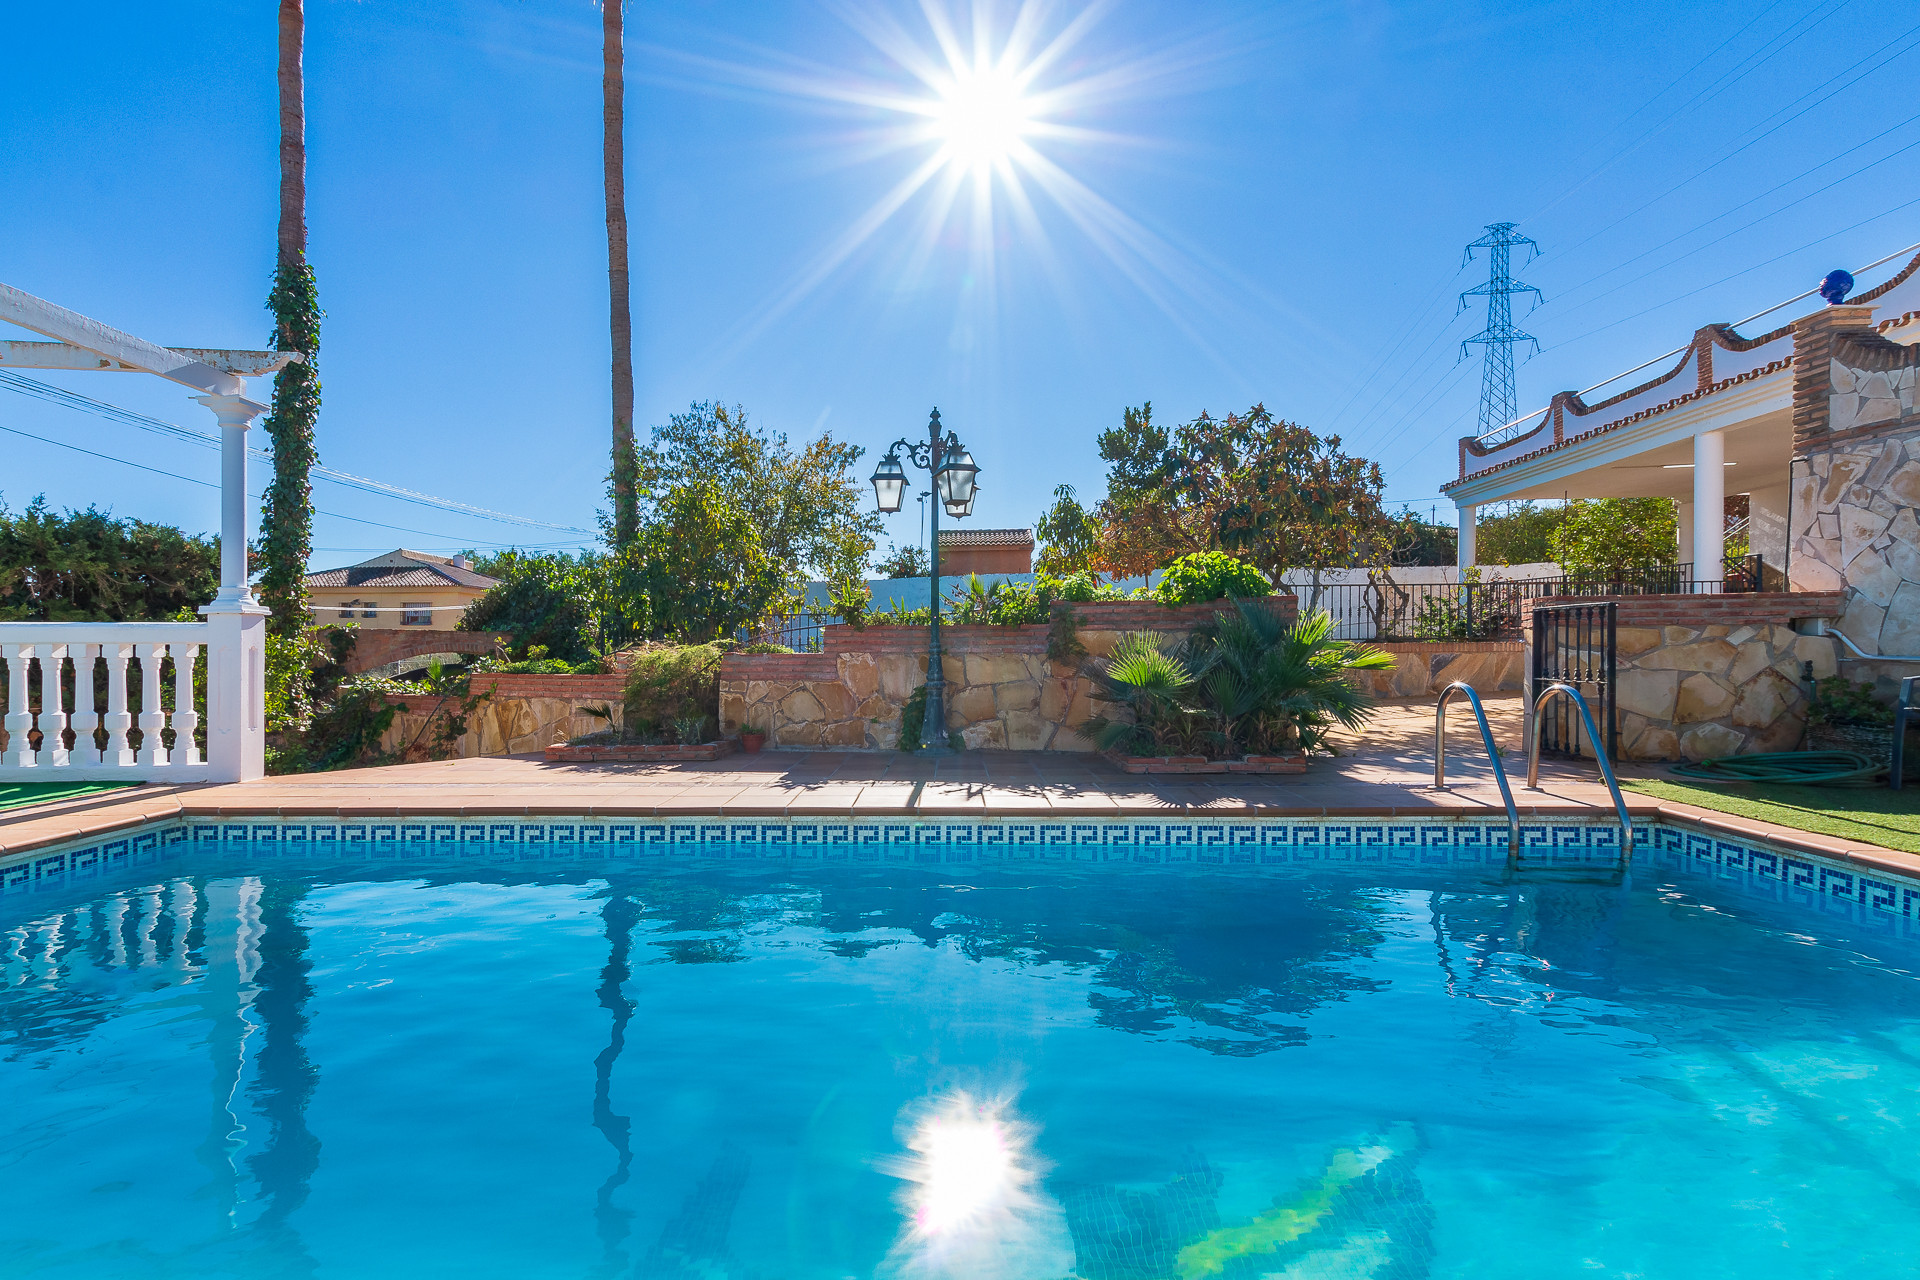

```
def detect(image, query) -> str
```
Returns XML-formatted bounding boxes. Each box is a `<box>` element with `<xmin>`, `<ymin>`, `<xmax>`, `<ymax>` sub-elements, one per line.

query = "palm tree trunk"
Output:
<box><xmin>259</xmin><ymin>0</ymin><xmax>322</xmax><ymax>648</ymax></box>
<box><xmin>277</xmin><ymin>1</ymin><xmax>305</xmax><ymax>265</ymax></box>
<box><xmin>604</xmin><ymin>0</ymin><xmax>639</xmax><ymax>547</ymax></box>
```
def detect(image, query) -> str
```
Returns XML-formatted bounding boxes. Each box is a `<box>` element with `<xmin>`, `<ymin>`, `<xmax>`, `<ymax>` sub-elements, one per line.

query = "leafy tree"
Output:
<box><xmin>873</xmin><ymin>542</ymin><xmax>929</xmax><ymax>579</ymax></box>
<box><xmin>617</xmin><ymin>402</ymin><xmax>880</xmax><ymax>620</ymax></box>
<box><xmin>1034</xmin><ymin>483</ymin><xmax>1099</xmax><ymax>575</ymax></box>
<box><xmin>458</xmin><ymin>554</ymin><xmax>597</xmax><ymax>663</ymax></box>
<box><xmin>1548</xmin><ymin>498</ymin><xmax>1677</xmax><ymax>577</ymax></box>
<box><xmin>1383</xmin><ymin>513</ymin><xmax>1456</xmax><ymax>567</ymax></box>
<box><xmin>1092</xmin><ymin>403</ymin><xmax>1396</xmax><ymax>583</ymax></box>
<box><xmin>619</xmin><ymin>478</ymin><xmax>786</xmax><ymax>641</ymax></box>
<box><xmin>1475</xmin><ymin>501</ymin><xmax>1566</xmax><ymax>565</ymax></box>
<box><xmin>0</xmin><ymin>498</ymin><xmax>218</xmax><ymax>621</ymax></box>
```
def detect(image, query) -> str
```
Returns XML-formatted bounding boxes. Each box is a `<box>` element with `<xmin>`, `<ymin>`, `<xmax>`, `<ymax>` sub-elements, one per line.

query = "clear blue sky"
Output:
<box><xmin>5</xmin><ymin>0</ymin><xmax>1918</xmax><ymax>565</ymax></box>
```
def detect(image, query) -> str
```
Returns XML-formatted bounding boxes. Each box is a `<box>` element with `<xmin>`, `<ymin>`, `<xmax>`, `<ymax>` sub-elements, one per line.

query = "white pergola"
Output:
<box><xmin>0</xmin><ymin>282</ymin><xmax>298</xmax><ymax>783</ymax></box>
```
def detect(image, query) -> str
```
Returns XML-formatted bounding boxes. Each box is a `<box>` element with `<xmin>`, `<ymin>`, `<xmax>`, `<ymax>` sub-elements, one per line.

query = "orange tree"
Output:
<box><xmin>1090</xmin><ymin>402</ymin><xmax>1396</xmax><ymax>583</ymax></box>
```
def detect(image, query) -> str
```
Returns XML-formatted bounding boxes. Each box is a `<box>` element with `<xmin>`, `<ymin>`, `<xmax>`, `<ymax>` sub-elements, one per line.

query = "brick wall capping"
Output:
<box><xmin>1522</xmin><ymin>591</ymin><xmax>1844</xmax><ymax>629</ymax></box>
<box><xmin>469</xmin><ymin>672</ymin><xmax>626</xmax><ymax>699</ymax></box>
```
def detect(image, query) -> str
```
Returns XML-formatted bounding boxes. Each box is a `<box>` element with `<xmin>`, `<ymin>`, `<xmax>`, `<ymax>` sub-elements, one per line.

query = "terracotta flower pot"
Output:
<box><xmin>740</xmin><ymin>732</ymin><xmax>766</xmax><ymax>753</ymax></box>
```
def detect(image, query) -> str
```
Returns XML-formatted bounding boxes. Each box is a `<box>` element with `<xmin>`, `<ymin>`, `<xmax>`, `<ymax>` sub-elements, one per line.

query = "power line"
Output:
<box><xmin>0</xmin><ymin>417</ymin><xmax>594</xmax><ymax>548</ymax></box>
<box><xmin>0</xmin><ymin>371</ymin><xmax>597</xmax><ymax>535</ymax></box>
<box><xmin>1540</xmin><ymin>16</ymin><xmax>1920</xmax><ymax>268</ymax></box>
<box><xmin>1520</xmin><ymin>0</ymin><xmax>1826</xmax><ymax>225</ymax></box>
<box><xmin>1542</xmin><ymin>108</ymin><xmax>1920</xmax><ymax>313</ymax></box>
<box><xmin>1538</xmin><ymin>202</ymin><xmax>1920</xmax><ymax>360</ymax></box>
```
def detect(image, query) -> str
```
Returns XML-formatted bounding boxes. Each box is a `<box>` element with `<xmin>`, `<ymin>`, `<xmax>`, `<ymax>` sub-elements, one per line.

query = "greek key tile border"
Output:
<box><xmin>3</xmin><ymin>818</ymin><xmax>1916</xmax><ymax>936</ymax></box>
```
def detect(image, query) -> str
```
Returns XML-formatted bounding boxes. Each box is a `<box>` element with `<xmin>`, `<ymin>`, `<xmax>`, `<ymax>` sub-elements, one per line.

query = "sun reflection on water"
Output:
<box><xmin>879</xmin><ymin>1090</ymin><xmax>1072</xmax><ymax>1279</ymax></box>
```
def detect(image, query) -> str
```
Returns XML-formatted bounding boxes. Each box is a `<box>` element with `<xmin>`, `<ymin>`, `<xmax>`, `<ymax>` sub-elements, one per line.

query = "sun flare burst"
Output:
<box><xmin>669</xmin><ymin>1</ymin><xmax>1272</xmax><ymax>372</ymax></box>
<box><xmin>928</xmin><ymin>62</ymin><xmax>1034</xmax><ymax>172</ymax></box>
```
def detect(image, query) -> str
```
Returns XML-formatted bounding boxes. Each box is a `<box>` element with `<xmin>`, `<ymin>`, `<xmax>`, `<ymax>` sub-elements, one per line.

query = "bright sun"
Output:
<box><xmin>930</xmin><ymin>64</ymin><xmax>1033</xmax><ymax>170</ymax></box>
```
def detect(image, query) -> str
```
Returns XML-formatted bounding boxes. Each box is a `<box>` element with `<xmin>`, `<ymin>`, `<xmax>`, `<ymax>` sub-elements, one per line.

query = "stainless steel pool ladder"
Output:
<box><xmin>1527</xmin><ymin>682</ymin><xmax>1635</xmax><ymax>866</ymax></box>
<box><xmin>1432</xmin><ymin>681</ymin><xmax>1521</xmax><ymax>863</ymax></box>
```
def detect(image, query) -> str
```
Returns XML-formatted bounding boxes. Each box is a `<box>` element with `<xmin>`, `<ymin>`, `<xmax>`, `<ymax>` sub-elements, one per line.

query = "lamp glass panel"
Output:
<box><xmin>871</xmin><ymin>455</ymin><xmax>908</xmax><ymax>513</ymax></box>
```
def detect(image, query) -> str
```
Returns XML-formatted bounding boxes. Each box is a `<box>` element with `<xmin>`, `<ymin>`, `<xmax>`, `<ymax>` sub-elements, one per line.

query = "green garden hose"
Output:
<box><xmin>1667</xmin><ymin>750</ymin><xmax>1884</xmax><ymax>787</ymax></box>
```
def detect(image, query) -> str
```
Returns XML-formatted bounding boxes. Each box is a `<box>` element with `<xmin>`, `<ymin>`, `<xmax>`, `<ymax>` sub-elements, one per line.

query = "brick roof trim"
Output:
<box><xmin>937</xmin><ymin>527</ymin><xmax>1034</xmax><ymax>546</ymax></box>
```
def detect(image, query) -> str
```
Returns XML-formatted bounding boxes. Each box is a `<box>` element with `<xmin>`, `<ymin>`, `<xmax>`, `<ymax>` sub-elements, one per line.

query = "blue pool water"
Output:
<box><xmin>2</xmin><ymin>844</ymin><xmax>1917</xmax><ymax>1279</ymax></box>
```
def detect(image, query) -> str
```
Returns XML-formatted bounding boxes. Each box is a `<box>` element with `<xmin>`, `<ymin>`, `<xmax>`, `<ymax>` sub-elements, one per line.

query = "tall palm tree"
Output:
<box><xmin>259</xmin><ymin>0</ymin><xmax>322</xmax><ymax>642</ymax></box>
<box><xmin>604</xmin><ymin>0</ymin><xmax>639</xmax><ymax>547</ymax></box>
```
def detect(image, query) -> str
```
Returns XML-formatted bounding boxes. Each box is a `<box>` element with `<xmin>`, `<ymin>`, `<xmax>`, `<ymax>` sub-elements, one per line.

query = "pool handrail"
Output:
<box><xmin>1893</xmin><ymin>675</ymin><xmax>1918</xmax><ymax>792</ymax></box>
<box><xmin>1432</xmin><ymin>681</ymin><xmax>1521</xmax><ymax>860</ymax></box>
<box><xmin>1526</xmin><ymin>681</ymin><xmax>1635</xmax><ymax>864</ymax></box>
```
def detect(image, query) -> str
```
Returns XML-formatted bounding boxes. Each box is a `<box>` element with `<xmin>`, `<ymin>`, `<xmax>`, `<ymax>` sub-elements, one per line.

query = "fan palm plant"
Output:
<box><xmin>1080</xmin><ymin>631</ymin><xmax>1208</xmax><ymax>756</ymax></box>
<box><xmin>1189</xmin><ymin>602</ymin><xmax>1393</xmax><ymax>754</ymax></box>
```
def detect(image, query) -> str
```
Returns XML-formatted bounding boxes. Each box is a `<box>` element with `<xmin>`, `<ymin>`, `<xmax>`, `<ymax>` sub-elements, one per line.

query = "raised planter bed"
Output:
<box><xmin>1113</xmin><ymin>753</ymin><xmax>1307</xmax><ymax>775</ymax></box>
<box><xmin>544</xmin><ymin>740</ymin><xmax>736</xmax><ymax>764</ymax></box>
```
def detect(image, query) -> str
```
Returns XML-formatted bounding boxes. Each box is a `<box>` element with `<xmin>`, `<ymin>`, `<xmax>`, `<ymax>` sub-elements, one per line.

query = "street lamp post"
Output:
<box><xmin>870</xmin><ymin>407</ymin><xmax>980</xmax><ymax>754</ymax></box>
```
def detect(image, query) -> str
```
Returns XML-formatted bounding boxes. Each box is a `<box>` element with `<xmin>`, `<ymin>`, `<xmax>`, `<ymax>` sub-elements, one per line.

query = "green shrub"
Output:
<box><xmin>828</xmin><ymin>576</ymin><xmax>871</xmax><ymax>630</ymax></box>
<box><xmin>1155</xmin><ymin>551</ymin><xmax>1271</xmax><ymax>607</ymax></box>
<box><xmin>1809</xmin><ymin>677</ymin><xmax>1892</xmax><ymax>727</ymax></box>
<box><xmin>267</xmin><ymin>675</ymin><xmax>408</xmax><ymax>774</ymax></box>
<box><xmin>458</xmin><ymin>560</ymin><xmax>595</xmax><ymax>663</ymax></box>
<box><xmin>622</xmin><ymin>643</ymin><xmax>726</xmax><ymax>733</ymax></box>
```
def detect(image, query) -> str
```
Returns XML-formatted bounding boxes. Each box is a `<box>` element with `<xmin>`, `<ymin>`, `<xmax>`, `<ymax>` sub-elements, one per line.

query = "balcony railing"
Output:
<box><xmin>0</xmin><ymin>622</ymin><xmax>211</xmax><ymax>782</ymax></box>
<box><xmin>1300</xmin><ymin>555</ymin><xmax>1765</xmax><ymax>642</ymax></box>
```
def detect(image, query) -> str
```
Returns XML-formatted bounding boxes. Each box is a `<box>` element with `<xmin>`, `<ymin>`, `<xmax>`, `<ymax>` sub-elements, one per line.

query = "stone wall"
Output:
<box><xmin>377</xmin><ymin>689</ymin><xmax>623</xmax><ymax>760</ymax></box>
<box><xmin>1788</xmin><ymin>305</ymin><xmax>1920</xmax><ymax>695</ymax></box>
<box><xmin>719</xmin><ymin>597</ymin><xmax>1300</xmax><ymax>751</ymax></box>
<box><xmin>1525</xmin><ymin>593</ymin><xmax>1843</xmax><ymax>761</ymax></box>
<box><xmin>1351</xmin><ymin>641</ymin><xmax>1525</xmax><ymax>699</ymax></box>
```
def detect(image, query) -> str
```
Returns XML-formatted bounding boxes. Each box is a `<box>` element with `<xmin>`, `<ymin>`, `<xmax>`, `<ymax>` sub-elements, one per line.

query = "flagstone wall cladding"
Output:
<box><xmin>377</xmin><ymin>693</ymin><xmax>622</xmax><ymax>760</ymax></box>
<box><xmin>1788</xmin><ymin>305</ymin><xmax>1920</xmax><ymax>694</ymax></box>
<box><xmin>1349</xmin><ymin>641</ymin><xmax>1525</xmax><ymax>699</ymax></box>
<box><xmin>1524</xmin><ymin>593</ymin><xmax>1844</xmax><ymax>762</ymax></box>
<box><xmin>719</xmin><ymin>597</ymin><xmax>1303</xmax><ymax>751</ymax></box>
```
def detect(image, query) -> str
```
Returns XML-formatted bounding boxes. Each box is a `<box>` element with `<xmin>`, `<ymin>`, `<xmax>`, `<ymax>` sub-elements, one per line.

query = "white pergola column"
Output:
<box><xmin>194</xmin><ymin>393</ymin><xmax>270</xmax><ymax>783</ymax></box>
<box><xmin>1456</xmin><ymin>503</ymin><xmax>1477</xmax><ymax>573</ymax></box>
<box><xmin>1693</xmin><ymin>429</ymin><xmax>1726</xmax><ymax>591</ymax></box>
<box><xmin>1675</xmin><ymin>501</ymin><xmax>1693</xmax><ymax>567</ymax></box>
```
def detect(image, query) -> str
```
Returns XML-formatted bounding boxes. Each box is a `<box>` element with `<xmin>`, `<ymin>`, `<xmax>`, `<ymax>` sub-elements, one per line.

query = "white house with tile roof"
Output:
<box><xmin>304</xmin><ymin>550</ymin><xmax>499</xmax><ymax>629</ymax></box>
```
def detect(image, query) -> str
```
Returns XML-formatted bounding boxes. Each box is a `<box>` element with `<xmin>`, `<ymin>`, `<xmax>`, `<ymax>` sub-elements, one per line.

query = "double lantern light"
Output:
<box><xmin>869</xmin><ymin>424</ymin><xmax>980</xmax><ymax>518</ymax></box>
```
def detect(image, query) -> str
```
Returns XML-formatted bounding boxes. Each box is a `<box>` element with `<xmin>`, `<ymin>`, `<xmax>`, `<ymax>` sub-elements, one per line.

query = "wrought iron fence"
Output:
<box><xmin>748</xmin><ymin>611</ymin><xmax>833</xmax><ymax>652</ymax></box>
<box><xmin>1531</xmin><ymin>601</ymin><xmax>1618</xmax><ymax>762</ymax></box>
<box><xmin>1294</xmin><ymin>554</ymin><xmax>1763</xmax><ymax>642</ymax></box>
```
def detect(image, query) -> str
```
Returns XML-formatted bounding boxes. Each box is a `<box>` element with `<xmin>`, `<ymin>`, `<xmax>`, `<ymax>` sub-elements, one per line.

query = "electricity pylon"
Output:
<box><xmin>1459</xmin><ymin>223</ymin><xmax>1543</xmax><ymax>438</ymax></box>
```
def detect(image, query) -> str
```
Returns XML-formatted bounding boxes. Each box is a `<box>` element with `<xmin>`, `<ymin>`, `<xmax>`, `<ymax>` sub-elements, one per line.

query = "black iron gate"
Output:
<box><xmin>1530</xmin><ymin>601</ymin><xmax>1617</xmax><ymax>761</ymax></box>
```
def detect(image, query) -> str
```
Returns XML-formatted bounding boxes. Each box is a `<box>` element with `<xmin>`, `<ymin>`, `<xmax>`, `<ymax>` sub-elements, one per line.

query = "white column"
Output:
<box><xmin>138</xmin><ymin>643</ymin><xmax>169</xmax><ymax>768</ymax></box>
<box><xmin>1693</xmin><ymin>430</ymin><xmax>1726</xmax><ymax>591</ymax></box>
<box><xmin>5</xmin><ymin>645</ymin><xmax>35</xmax><ymax>766</ymax></box>
<box><xmin>104</xmin><ymin>642</ymin><xmax>135</xmax><ymax>766</ymax></box>
<box><xmin>1674</xmin><ymin>501</ymin><xmax>1693</xmax><ymax>568</ymax></box>
<box><xmin>194</xmin><ymin>392</ymin><xmax>270</xmax><ymax>784</ymax></box>
<box><xmin>172</xmin><ymin>644</ymin><xmax>202</xmax><ymax>767</ymax></box>
<box><xmin>1456</xmin><ymin>503</ymin><xmax>1477</xmax><ymax>573</ymax></box>
<box><xmin>36</xmin><ymin>645</ymin><xmax>68</xmax><ymax>767</ymax></box>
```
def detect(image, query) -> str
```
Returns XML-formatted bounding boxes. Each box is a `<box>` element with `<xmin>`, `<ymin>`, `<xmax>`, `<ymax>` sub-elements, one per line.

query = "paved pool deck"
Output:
<box><xmin>3</xmin><ymin>695</ymin><xmax>1915</xmax><ymax>881</ymax></box>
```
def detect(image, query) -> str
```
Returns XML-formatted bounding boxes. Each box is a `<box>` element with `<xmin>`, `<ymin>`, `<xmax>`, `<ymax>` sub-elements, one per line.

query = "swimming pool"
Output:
<box><xmin>2</xmin><ymin>830</ymin><xmax>1916</xmax><ymax>1279</ymax></box>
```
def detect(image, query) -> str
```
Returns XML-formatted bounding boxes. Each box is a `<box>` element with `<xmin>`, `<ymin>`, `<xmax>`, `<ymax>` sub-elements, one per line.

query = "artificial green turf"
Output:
<box><xmin>0</xmin><ymin>780</ymin><xmax>139</xmax><ymax>813</ymax></box>
<box><xmin>1622</xmin><ymin>777</ymin><xmax>1920</xmax><ymax>854</ymax></box>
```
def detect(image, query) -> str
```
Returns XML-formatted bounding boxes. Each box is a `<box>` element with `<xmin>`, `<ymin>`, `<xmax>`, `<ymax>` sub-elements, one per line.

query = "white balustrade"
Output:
<box><xmin>0</xmin><ymin>623</ymin><xmax>212</xmax><ymax>782</ymax></box>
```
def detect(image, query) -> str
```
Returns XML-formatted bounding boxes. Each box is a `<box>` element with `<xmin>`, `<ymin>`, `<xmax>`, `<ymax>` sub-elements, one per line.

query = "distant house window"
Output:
<box><xmin>338</xmin><ymin>600</ymin><xmax>357</xmax><ymax>618</ymax></box>
<box><xmin>402</xmin><ymin>602</ymin><xmax>433</xmax><ymax>626</ymax></box>
<box><xmin>362</xmin><ymin>604</ymin><xmax>379</xmax><ymax>618</ymax></box>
